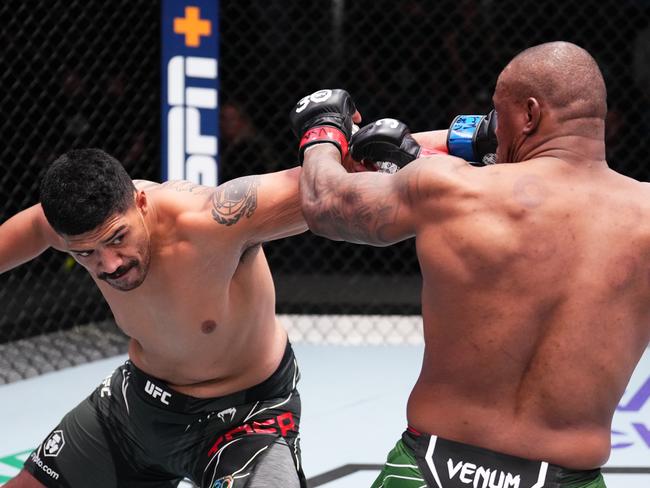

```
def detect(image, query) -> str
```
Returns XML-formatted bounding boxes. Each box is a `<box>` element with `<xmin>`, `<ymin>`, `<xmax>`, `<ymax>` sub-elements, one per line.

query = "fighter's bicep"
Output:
<box><xmin>209</xmin><ymin>175</ymin><xmax>262</xmax><ymax>227</ymax></box>
<box><xmin>208</xmin><ymin>169</ymin><xmax>306</xmax><ymax>242</ymax></box>
<box><xmin>370</xmin><ymin>165</ymin><xmax>432</xmax><ymax>243</ymax></box>
<box><xmin>306</xmin><ymin>169</ymin><xmax>419</xmax><ymax>246</ymax></box>
<box><xmin>249</xmin><ymin>168</ymin><xmax>307</xmax><ymax>241</ymax></box>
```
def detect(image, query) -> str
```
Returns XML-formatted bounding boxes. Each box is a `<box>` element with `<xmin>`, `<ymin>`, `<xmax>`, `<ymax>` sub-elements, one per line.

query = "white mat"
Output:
<box><xmin>1</xmin><ymin>345</ymin><xmax>648</xmax><ymax>487</ymax></box>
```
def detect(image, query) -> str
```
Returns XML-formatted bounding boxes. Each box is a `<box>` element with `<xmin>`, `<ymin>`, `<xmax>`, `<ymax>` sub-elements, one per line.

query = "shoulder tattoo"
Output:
<box><xmin>211</xmin><ymin>175</ymin><xmax>261</xmax><ymax>226</ymax></box>
<box><xmin>161</xmin><ymin>180</ymin><xmax>212</xmax><ymax>194</ymax></box>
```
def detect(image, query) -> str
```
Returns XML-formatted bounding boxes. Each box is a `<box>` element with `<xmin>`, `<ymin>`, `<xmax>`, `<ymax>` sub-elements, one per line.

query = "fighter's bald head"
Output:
<box><xmin>496</xmin><ymin>42</ymin><xmax>607</xmax><ymax>122</ymax></box>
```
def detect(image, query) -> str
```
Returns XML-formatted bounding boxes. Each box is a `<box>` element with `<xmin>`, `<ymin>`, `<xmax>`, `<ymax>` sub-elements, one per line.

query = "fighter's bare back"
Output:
<box><xmin>407</xmin><ymin>155</ymin><xmax>650</xmax><ymax>469</ymax></box>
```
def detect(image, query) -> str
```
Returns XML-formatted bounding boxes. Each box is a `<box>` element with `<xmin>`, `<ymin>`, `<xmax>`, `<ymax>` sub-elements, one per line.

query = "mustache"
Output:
<box><xmin>99</xmin><ymin>260</ymin><xmax>138</xmax><ymax>281</ymax></box>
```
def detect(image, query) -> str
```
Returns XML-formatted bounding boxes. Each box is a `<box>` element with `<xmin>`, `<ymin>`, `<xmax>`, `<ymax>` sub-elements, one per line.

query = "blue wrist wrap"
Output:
<box><xmin>447</xmin><ymin>114</ymin><xmax>485</xmax><ymax>162</ymax></box>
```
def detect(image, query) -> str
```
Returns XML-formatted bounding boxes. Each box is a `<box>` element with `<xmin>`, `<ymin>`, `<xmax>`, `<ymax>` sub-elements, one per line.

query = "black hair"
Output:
<box><xmin>40</xmin><ymin>149</ymin><xmax>136</xmax><ymax>235</ymax></box>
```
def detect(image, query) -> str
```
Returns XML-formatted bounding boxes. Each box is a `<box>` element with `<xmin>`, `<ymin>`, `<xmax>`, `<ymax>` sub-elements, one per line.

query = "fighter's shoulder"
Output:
<box><xmin>398</xmin><ymin>154</ymin><xmax>492</xmax><ymax>198</ymax></box>
<box><xmin>625</xmin><ymin>180</ymin><xmax>650</xmax><ymax>221</ymax></box>
<box><xmin>142</xmin><ymin>180</ymin><xmax>214</xmax><ymax>207</ymax></box>
<box><xmin>139</xmin><ymin>180</ymin><xmax>216</xmax><ymax>224</ymax></box>
<box><xmin>144</xmin><ymin>179</ymin><xmax>215</xmax><ymax>195</ymax></box>
<box><xmin>132</xmin><ymin>179</ymin><xmax>160</xmax><ymax>190</ymax></box>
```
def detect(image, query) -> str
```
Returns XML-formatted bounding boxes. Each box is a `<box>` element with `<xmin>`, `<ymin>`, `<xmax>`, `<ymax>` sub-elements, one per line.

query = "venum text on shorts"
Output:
<box><xmin>425</xmin><ymin>436</ymin><xmax>549</xmax><ymax>488</ymax></box>
<box><xmin>447</xmin><ymin>458</ymin><xmax>521</xmax><ymax>488</ymax></box>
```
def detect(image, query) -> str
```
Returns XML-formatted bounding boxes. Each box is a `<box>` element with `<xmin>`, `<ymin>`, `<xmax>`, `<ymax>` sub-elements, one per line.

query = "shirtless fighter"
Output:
<box><xmin>1</xmin><ymin>149</ymin><xmax>307</xmax><ymax>487</ymax></box>
<box><xmin>291</xmin><ymin>42</ymin><xmax>650</xmax><ymax>487</ymax></box>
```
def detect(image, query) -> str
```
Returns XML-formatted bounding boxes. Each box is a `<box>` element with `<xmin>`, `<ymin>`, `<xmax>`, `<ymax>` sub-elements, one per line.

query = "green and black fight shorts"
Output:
<box><xmin>371</xmin><ymin>427</ymin><xmax>606</xmax><ymax>488</ymax></box>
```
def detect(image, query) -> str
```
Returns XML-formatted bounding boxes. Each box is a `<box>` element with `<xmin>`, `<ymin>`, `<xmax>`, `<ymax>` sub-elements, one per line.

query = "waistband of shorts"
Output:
<box><xmin>403</xmin><ymin>426</ymin><xmax>602</xmax><ymax>486</ymax></box>
<box><xmin>125</xmin><ymin>340</ymin><xmax>297</xmax><ymax>413</ymax></box>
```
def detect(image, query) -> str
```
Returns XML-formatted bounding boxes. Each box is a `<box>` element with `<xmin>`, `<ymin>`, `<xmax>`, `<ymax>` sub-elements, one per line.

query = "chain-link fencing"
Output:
<box><xmin>1</xmin><ymin>1</ymin><xmax>649</xmax><ymax>376</ymax></box>
<box><xmin>0</xmin><ymin>0</ymin><xmax>159</xmax><ymax>345</ymax></box>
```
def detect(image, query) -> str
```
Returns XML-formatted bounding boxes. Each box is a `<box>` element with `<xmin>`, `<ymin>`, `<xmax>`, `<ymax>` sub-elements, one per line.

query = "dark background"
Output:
<box><xmin>1</xmin><ymin>0</ymin><xmax>649</xmax><ymax>341</ymax></box>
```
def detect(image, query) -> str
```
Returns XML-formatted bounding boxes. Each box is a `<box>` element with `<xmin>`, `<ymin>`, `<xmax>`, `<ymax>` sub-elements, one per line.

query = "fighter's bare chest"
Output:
<box><xmin>100</xmin><ymin>252</ymin><xmax>235</xmax><ymax>332</ymax></box>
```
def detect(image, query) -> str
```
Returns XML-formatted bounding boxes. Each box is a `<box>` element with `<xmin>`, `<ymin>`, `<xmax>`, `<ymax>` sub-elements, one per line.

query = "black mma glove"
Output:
<box><xmin>349</xmin><ymin>110</ymin><xmax>498</xmax><ymax>170</ymax></box>
<box><xmin>350</xmin><ymin>118</ymin><xmax>442</xmax><ymax>169</ymax></box>
<box><xmin>289</xmin><ymin>89</ymin><xmax>357</xmax><ymax>162</ymax></box>
<box><xmin>447</xmin><ymin>110</ymin><xmax>497</xmax><ymax>166</ymax></box>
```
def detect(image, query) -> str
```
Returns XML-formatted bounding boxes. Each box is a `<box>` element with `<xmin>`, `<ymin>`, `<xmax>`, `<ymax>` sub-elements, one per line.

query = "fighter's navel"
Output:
<box><xmin>201</xmin><ymin>320</ymin><xmax>218</xmax><ymax>334</ymax></box>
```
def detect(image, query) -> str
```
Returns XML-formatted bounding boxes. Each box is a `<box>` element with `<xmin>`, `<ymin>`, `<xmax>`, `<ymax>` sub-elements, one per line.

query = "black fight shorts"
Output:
<box><xmin>24</xmin><ymin>341</ymin><xmax>306</xmax><ymax>488</ymax></box>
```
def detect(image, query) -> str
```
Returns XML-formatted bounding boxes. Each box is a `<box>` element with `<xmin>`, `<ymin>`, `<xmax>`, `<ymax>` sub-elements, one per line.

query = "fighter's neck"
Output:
<box><xmin>141</xmin><ymin>194</ymin><xmax>170</xmax><ymax>250</ymax></box>
<box><xmin>519</xmin><ymin>134</ymin><xmax>607</xmax><ymax>167</ymax></box>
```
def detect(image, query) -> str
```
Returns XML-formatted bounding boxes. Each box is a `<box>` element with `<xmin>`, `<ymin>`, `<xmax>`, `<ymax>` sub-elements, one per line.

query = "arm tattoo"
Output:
<box><xmin>211</xmin><ymin>175</ymin><xmax>261</xmax><ymax>226</ymax></box>
<box><xmin>303</xmin><ymin>163</ymin><xmax>401</xmax><ymax>245</ymax></box>
<box><xmin>319</xmin><ymin>184</ymin><xmax>398</xmax><ymax>244</ymax></box>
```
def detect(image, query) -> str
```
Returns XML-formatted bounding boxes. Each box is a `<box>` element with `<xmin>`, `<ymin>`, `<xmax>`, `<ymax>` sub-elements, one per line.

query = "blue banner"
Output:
<box><xmin>161</xmin><ymin>0</ymin><xmax>219</xmax><ymax>185</ymax></box>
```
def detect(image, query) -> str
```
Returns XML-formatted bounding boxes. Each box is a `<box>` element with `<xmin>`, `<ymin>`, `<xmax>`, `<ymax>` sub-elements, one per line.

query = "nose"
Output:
<box><xmin>97</xmin><ymin>249</ymin><xmax>125</xmax><ymax>276</ymax></box>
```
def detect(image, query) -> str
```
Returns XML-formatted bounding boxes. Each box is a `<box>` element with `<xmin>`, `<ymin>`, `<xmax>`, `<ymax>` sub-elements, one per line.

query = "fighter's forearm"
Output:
<box><xmin>300</xmin><ymin>144</ymin><xmax>351</xmax><ymax>241</ymax></box>
<box><xmin>300</xmin><ymin>144</ymin><xmax>400</xmax><ymax>246</ymax></box>
<box><xmin>411</xmin><ymin>129</ymin><xmax>449</xmax><ymax>152</ymax></box>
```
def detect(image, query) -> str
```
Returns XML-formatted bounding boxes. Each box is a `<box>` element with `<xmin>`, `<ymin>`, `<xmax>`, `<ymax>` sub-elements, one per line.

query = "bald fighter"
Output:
<box><xmin>292</xmin><ymin>42</ymin><xmax>650</xmax><ymax>487</ymax></box>
<box><xmin>1</xmin><ymin>149</ymin><xmax>307</xmax><ymax>487</ymax></box>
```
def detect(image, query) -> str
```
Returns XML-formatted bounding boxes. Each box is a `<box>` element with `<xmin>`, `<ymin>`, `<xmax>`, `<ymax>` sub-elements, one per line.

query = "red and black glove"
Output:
<box><xmin>289</xmin><ymin>89</ymin><xmax>357</xmax><ymax>162</ymax></box>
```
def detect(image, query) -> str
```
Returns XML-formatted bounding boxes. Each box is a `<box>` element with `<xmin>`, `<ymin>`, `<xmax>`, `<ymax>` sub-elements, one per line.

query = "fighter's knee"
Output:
<box><xmin>4</xmin><ymin>469</ymin><xmax>47</xmax><ymax>487</ymax></box>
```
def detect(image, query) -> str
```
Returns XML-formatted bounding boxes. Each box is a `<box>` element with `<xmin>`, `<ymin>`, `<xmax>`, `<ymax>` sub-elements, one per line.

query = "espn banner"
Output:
<box><xmin>161</xmin><ymin>0</ymin><xmax>219</xmax><ymax>185</ymax></box>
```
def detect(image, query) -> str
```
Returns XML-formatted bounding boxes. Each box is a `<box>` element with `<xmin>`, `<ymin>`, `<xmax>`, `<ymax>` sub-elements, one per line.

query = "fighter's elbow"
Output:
<box><xmin>299</xmin><ymin>202</ymin><xmax>334</xmax><ymax>239</ymax></box>
<box><xmin>300</xmin><ymin>201</ymin><xmax>323</xmax><ymax>232</ymax></box>
<box><xmin>299</xmin><ymin>184</ymin><xmax>319</xmax><ymax>223</ymax></box>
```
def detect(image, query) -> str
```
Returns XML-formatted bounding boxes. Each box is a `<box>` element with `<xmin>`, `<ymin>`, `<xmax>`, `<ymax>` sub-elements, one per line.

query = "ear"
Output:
<box><xmin>135</xmin><ymin>190</ymin><xmax>148</xmax><ymax>214</ymax></box>
<box><xmin>523</xmin><ymin>97</ymin><xmax>541</xmax><ymax>135</ymax></box>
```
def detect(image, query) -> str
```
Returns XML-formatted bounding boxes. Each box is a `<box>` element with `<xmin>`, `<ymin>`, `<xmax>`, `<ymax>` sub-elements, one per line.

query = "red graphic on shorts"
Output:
<box><xmin>207</xmin><ymin>412</ymin><xmax>297</xmax><ymax>457</ymax></box>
